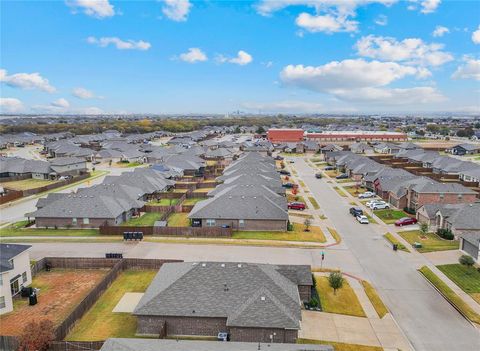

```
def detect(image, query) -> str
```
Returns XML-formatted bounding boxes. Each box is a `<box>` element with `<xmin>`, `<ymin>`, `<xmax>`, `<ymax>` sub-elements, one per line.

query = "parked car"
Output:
<box><xmin>358</xmin><ymin>191</ymin><xmax>376</xmax><ymax>199</ymax></box>
<box><xmin>371</xmin><ymin>202</ymin><xmax>390</xmax><ymax>210</ymax></box>
<box><xmin>395</xmin><ymin>217</ymin><xmax>418</xmax><ymax>226</ymax></box>
<box><xmin>288</xmin><ymin>202</ymin><xmax>306</xmax><ymax>210</ymax></box>
<box><xmin>282</xmin><ymin>183</ymin><xmax>295</xmax><ymax>188</ymax></box>
<box><xmin>288</xmin><ymin>160</ymin><xmax>295</xmax><ymax>163</ymax></box>
<box><xmin>366</xmin><ymin>200</ymin><xmax>381</xmax><ymax>208</ymax></box>
<box><xmin>336</xmin><ymin>173</ymin><xmax>349</xmax><ymax>179</ymax></box>
<box><xmin>274</xmin><ymin>156</ymin><xmax>284</xmax><ymax>161</ymax></box>
<box><xmin>315</xmin><ymin>173</ymin><xmax>322</xmax><ymax>179</ymax></box>
<box><xmin>324</xmin><ymin>166</ymin><xmax>335</xmax><ymax>170</ymax></box>
<box><xmin>349</xmin><ymin>207</ymin><xmax>363</xmax><ymax>217</ymax></box>
<box><xmin>279</xmin><ymin>170</ymin><xmax>291</xmax><ymax>175</ymax></box>
<box><xmin>356</xmin><ymin>215</ymin><xmax>369</xmax><ymax>224</ymax></box>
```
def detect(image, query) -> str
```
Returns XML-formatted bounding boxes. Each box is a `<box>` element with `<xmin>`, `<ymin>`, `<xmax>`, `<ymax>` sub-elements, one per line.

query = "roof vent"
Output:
<box><xmin>221</xmin><ymin>263</ymin><xmax>225</xmax><ymax>267</ymax></box>
<box><xmin>202</xmin><ymin>263</ymin><xmax>206</xmax><ymax>267</ymax></box>
<box><xmin>237</xmin><ymin>264</ymin><xmax>242</xmax><ymax>268</ymax></box>
<box><xmin>261</xmin><ymin>296</ymin><xmax>266</xmax><ymax>301</ymax></box>
<box><xmin>192</xmin><ymin>262</ymin><xmax>197</xmax><ymax>265</ymax></box>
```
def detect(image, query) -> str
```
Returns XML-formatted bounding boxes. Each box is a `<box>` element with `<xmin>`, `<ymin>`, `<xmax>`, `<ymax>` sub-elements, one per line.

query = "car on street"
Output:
<box><xmin>274</xmin><ymin>156</ymin><xmax>284</xmax><ymax>160</ymax></box>
<box><xmin>288</xmin><ymin>202</ymin><xmax>306</xmax><ymax>210</ymax></box>
<box><xmin>279</xmin><ymin>170</ymin><xmax>291</xmax><ymax>175</ymax></box>
<box><xmin>282</xmin><ymin>183</ymin><xmax>296</xmax><ymax>188</ymax></box>
<box><xmin>288</xmin><ymin>160</ymin><xmax>295</xmax><ymax>163</ymax></box>
<box><xmin>336</xmin><ymin>173</ymin><xmax>349</xmax><ymax>179</ymax></box>
<box><xmin>395</xmin><ymin>217</ymin><xmax>418</xmax><ymax>226</ymax></box>
<box><xmin>324</xmin><ymin>166</ymin><xmax>335</xmax><ymax>170</ymax></box>
<box><xmin>359</xmin><ymin>191</ymin><xmax>376</xmax><ymax>199</ymax></box>
<box><xmin>356</xmin><ymin>215</ymin><xmax>369</xmax><ymax>224</ymax></box>
<box><xmin>315</xmin><ymin>173</ymin><xmax>322</xmax><ymax>179</ymax></box>
<box><xmin>370</xmin><ymin>202</ymin><xmax>390</xmax><ymax>210</ymax></box>
<box><xmin>349</xmin><ymin>207</ymin><xmax>363</xmax><ymax>217</ymax></box>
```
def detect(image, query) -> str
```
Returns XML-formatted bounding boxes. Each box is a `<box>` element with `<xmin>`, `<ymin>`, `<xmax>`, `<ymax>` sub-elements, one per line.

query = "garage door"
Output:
<box><xmin>462</xmin><ymin>239</ymin><xmax>479</xmax><ymax>260</ymax></box>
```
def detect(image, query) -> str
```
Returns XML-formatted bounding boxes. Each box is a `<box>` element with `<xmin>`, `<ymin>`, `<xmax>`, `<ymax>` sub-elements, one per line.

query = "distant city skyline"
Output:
<box><xmin>1</xmin><ymin>0</ymin><xmax>479</xmax><ymax>115</ymax></box>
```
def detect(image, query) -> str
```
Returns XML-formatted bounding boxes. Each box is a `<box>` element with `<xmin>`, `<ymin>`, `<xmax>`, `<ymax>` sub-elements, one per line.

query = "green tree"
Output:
<box><xmin>328</xmin><ymin>272</ymin><xmax>344</xmax><ymax>295</ymax></box>
<box><xmin>256</xmin><ymin>126</ymin><xmax>266</xmax><ymax>134</ymax></box>
<box><xmin>420</xmin><ymin>223</ymin><xmax>429</xmax><ymax>236</ymax></box>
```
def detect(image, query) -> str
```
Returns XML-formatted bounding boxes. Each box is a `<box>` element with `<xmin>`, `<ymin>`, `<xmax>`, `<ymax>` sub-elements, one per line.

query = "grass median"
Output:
<box><xmin>234</xmin><ymin>223</ymin><xmax>326</xmax><ymax>243</ymax></box>
<box><xmin>332</xmin><ymin>186</ymin><xmax>348</xmax><ymax>197</ymax></box>
<box><xmin>308</xmin><ymin>196</ymin><xmax>320</xmax><ymax>209</ymax></box>
<box><xmin>361</xmin><ymin>281</ymin><xmax>388</xmax><ymax>318</ymax></box>
<box><xmin>419</xmin><ymin>266</ymin><xmax>480</xmax><ymax>324</ymax></box>
<box><xmin>297</xmin><ymin>339</ymin><xmax>382</xmax><ymax>351</ymax></box>
<box><xmin>383</xmin><ymin>233</ymin><xmax>409</xmax><ymax>252</ymax></box>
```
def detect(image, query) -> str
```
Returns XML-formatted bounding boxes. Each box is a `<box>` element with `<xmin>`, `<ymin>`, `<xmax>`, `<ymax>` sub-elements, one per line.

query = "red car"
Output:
<box><xmin>395</xmin><ymin>217</ymin><xmax>418</xmax><ymax>226</ymax></box>
<box><xmin>288</xmin><ymin>202</ymin><xmax>306</xmax><ymax>210</ymax></box>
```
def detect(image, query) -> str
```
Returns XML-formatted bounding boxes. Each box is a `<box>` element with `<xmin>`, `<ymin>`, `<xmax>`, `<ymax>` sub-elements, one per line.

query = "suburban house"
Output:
<box><xmin>449</xmin><ymin>143</ymin><xmax>480</xmax><ymax>156</ymax></box>
<box><xmin>350</xmin><ymin>142</ymin><xmax>373</xmax><ymax>154</ymax></box>
<box><xmin>0</xmin><ymin>157</ymin><xmax>52</xmax><ymax>180</ymax></box>
<box><xmin>99</xmin><ymin>339</ymin><xmax>333</xmax><ymax>351</ymax></box>
<box><xmin>133</xmin><ymin>262</ymin><xmax>312</xmax><ymax>343</ymax></box>
<box><xmin>49</xmin><ymin>157</ymin><xmax>87</xmax><ymax>176</ymax></box>
<box><xmin>0</xmin><ymin>244</ymin><xmax>32</xmax><ymax>315</ymax></box>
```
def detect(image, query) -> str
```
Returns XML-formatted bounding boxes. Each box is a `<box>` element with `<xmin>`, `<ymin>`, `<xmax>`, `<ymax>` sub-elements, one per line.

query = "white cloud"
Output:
<box><xmin>162</xmin><ymin>0</ymin><xmax>192</xmax><ymax>22</ymax></box>
<box><xmin>87</xmin><ymin>36</ymin><xmax>151</xmax><ymax>50</ymax></box>
<box><xmin>0</xmin><ymin>98</ymin><xmax>24</xmax><ymax>113</ymax></box>
<box><xmin>0</xmin><ymin>69</ymin><xmax>56</xmax><ymax>93</ymax></box>
<box><xmin>452</xmin><ymin>58</ymin><xmax>480</xmax><ymax>81</ymax></box>
<box><xmin>242</xmin><ymin>100</ymin><xmax>324</xmax><ymax>113</ymax></box>
<box><xmin>420</xmin><ymin>0</ymin><xmax>441</xmax><ymax>14</ymax></box>
<box><xmin>66</xmin><ymin>0</ymin><xmax>115</xmax><ymax>18</ymax></box>
<box><xmin>280</xmin><ymin>59</ymin><xmax>419</xmax><ymax>91</ymax></box>
<box><xmin>279</xmin><ymin>59</ymin><xmax>444</xmax><ymax>104</ymax></box>
<box><xmin>472</xmin><ymin>25</ymin><xmax>480</xmax><ymax>45</ymax></box>
<box><xmin>217</xmin><ymin>50</ymin><xmax>253</xmax><ymax>66</ymax></box>
<box><xmin>333</xmin><ymin>87</ymin><xmax>445</xmax><ymax>104</ymax></box>
<box><xmin>375</xmin><ymin>14</ymin><xmax>388</xmax><ymax>26</ymax></box>
<box><xmin>355</xmin><ymin>35</ymin><xmax>453</xmax><ymax>66</ymax></box>
<box><xmin>73</xmin><ymin>87</ymin><xmax>95</xmax><ymax>99</ymax></box>
<box><xmin>51</xmin><ymin>98</ymin><xmax>70</xmax><ymax>108</ymax></box>
<box><xmin>296</xmin><ymin>12</ymin><xmax>358</xmax><ymax>33</ymax></box>
<box><xmin>179</xmin><ymin>48</ymin><xmax>207</xmax><ymax>63</ymax></box>
<box><xmin>432</xmin><ymin>25</ymin><xmax>449</xmax><ymax>37</ymax></box>
<box><xmin>255</xmin><ymin>1</ymin><xmax>396</xmax><ymax>33</ymax></box>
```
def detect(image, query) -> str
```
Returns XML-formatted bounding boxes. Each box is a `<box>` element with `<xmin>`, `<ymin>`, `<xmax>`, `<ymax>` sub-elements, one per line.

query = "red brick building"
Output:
<box><xmin>267</xmin><ymin>129</ymin><xmax>304</xmax><ymax>143</ymax></box>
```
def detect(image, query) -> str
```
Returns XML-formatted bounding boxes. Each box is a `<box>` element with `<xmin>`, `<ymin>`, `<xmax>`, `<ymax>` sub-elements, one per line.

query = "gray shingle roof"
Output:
<box><xmin>134</xmin><ymin>262</ymin><xmax>308</xmax><ymax>329</ymax></box>
<box><xmin>0</xmin><ymin>244</ymin><xmax>31</xmax><ymax>273</ymax></box>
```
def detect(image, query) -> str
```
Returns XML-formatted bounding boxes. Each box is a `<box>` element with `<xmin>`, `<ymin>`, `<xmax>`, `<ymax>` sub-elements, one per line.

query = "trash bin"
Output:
<box><xmin>29</xmin><ymin>292</ymin><xmax>38</xmax><ymax>306</ymax></box>
<box><xmin>393</xmin><ymin>244</ymin><xmax>398</xmax><ymax>251</ymax></box>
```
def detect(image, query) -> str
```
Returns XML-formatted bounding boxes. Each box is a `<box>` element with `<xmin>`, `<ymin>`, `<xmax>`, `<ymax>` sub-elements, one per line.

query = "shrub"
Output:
<box><xmin>403</xmin><ymin>207</ymin><xmax>416</xmax><ymax>215</ymax></box>
<box><xmin>459</xmin><ymin>255</ymin><xmax>475</xmax><ymax>267</ymax></box>
<box><xmin>328</xmin><ymin>272</ymin><xmax>344</xmax><ymax>295</ymax></box>
<box><xmin>437</xmin><ymin>228</ymin><xmax>454</xmax><ymax>240</ymax></box>
<box><xmin>287</xmin><ymin>221</ymin><xmax>293</xmax><ymax>231</ymax></box>
<box><xmin>309</xmin><ymin>297</ymin><xmax>319</xmax><ymax>308</ymax></box>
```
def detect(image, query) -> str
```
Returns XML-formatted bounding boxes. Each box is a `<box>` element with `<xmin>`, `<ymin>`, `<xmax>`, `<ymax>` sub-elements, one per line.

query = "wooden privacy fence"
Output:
<box><xmin>49</xmin><ymin>341</ymin><xmax>104</xmax><ymax>351</ymax></box>
<box><xmin>99</xmin><ymin>223</ymin><xmax>232</xmax><ymax>237</ymax></box>
<box><xmin>21</xmin><ymin>173</ymin><xmax>90</xmax><ymax>197</ymax></box>
<box><xmin>0</xmin><ymin>336</ymin><xmax>18</xmax><ymax>351</ymax></box>
<box><xmin>0</xmin><ymin>190</ymin><xmax>23</xmax><ymax>204</ymax></box>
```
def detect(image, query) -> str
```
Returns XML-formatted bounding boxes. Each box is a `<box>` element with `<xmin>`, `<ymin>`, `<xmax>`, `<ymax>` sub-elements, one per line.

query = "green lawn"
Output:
<box><xmin>298</xmin><ymin>339</ymin><xmax>382</xmax><ymax>351</ymax></box>
<box><xmin>419</xmin><ymin>266</ymin><xmax>480</xmax><ymax>324</ymax></box>
<box><xmin>327</xmin><ymin>227</ymin><xmax>341</xmax><ymax>243</ymax></box>
<box><xmin>193</xmin><ymin>187</ymin><xmax>215</xmax><ymax>193</ymax></box>
<box><xmin>383</xmin><ymin>233</ymin><xmax>409</xmax><ymax>252</ymax></box>
<box><xmin>115</xmin><ymin>161</ymin><xmax>142</xmax><ymax>168</ymax></box>
<box><xmin>374</xmin><ymin>209</ymin><xmax>410</xmax><ymax>224</ymax></box>
<box><xmin>437</xmin><ymin>264</ymin><xmax>480</xmax><ymax>304</ymax></box>
<box><xmin>182</xmin><ymin>198</ymin><xmax>206</xmax><ymax>206</ymax></box>
<box><xmin>361</xmin><ymin>281</ymin><xmax>388</xmax><ymax>318</ymax></box>
<box><xmin>147</xmin><ymin>198</ymin><xmax>178</xmax><ymax>206</ymax></box>
<box><xmin>324</xmin><ymin>170</ymin><xmax>340</xmax><ymax>178</ymax></box>
<box><xmin>167</xmin><ymin>212</ymin><xmax>190</xmax><ymax>227</ymax></box>
<box><xmin>0</xmin><ymin>221</ymin><xmax>99</xmax><ymax>237</ymax></box>
<box><xmin>398</xmin><ymin>230</ymin><xmax>459</xmax><ymax>253</ymax></box>
<box><xmin>233</xmin><ymin>223</ymin><xmax>326</xmax><ymax>243</ymax></box>
<box><xmin>66</xmin><ymin>270</ymin><xmax>156</xmax><ymax>341</ymax></box>
<box><xmin>121</xmin><ymin>213</ymin><xmax>165</xmax><ymax>226</ymax></box>
<box><xmin>332</xmin><ymin>186</ymin><xmax>348</xmax><ymax>197</ymax></box>
<box><xmin>315</xmin><ymin>275</ymin><xmax>366</xmax><ymax>317</ymax></box>
<box><xmin>0</xmin><ymin>178</ymin><xmax>59</xmax><ymax>191</ymax></box>
<box><xmin>308</xmin><ymin>196</ymin><xmax>320</xmax><ymax>209</ymax></box>
<box><xmin>343</xmin><ymin>186</ymin><xmax>366</xmax><ymax>196</ymax></box>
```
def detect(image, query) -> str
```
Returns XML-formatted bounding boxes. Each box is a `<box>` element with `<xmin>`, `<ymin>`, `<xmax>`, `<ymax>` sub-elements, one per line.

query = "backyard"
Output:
<box><xmin>182</xmin><ymin>198</ymin><xmax>206</xmax><ymax>206</ymax></box>
<box><xmin>121</xmin><ymin>213</ymin><xmax>165</xmax><ymax>226</ymax></box>
<box><xmin>167</xmin><ymin>212</ymin><xmax>190</xmax><ymax>227</ymax></box>
<box><xmin>0</xmin><ymin>269</ymin><xmax>108</xmax><ymax>335</ymax></box>
<box><xmin>314</xmin><ymin>275</ymin><xmax>366</xmax><ymax>317</ymax></box>
<box><xmin>0</xmin><ymin>178</ymin><xmax>59</xmax><ymax>191</ymax></box>
<box><xmin>374</xmin><ymin>209</ymin><xmax>411</xmax><ymax>224</ymax></box>
<box><xmin>66</xmin><ymin>270</ymin><xmax>156</xmax><ymax>341</ymax></box>
<box><xmin>0</xmin><ymin>221</ymin><xmax>99</xmax><ymax>237</ymax></box>
<box><xmin>398</xmin><ymin>230</ymin><xmax>459</xmax><ymax>253</ymax></box>
<box><xmin>437</xmin><ymin>264</ymin><xmax>480</xmax><ymax>304</ymax></box>
<box><xmin>192</xmin><ymin>187</ymin><xmax>215</xmax><ymax>194</ymax></box>
<box><xmin>147</xmin><ymin>198</ymin><xmax>178</xmax><ymax>206</ymax></box>
<box><xmin>233</xmin><ymin>223</ymin><xmax>326</xmax><ymax>243</ymax></box>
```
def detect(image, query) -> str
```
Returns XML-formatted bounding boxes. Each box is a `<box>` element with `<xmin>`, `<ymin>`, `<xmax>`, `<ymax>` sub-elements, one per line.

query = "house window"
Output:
<box><xmin>0</xmin><ymin>296</ymin><xmax>5</xmax><ymax>309</ymax></box>
<box><xmin>83</xmin><ymin>218</ymin><xmax>90</xmax><ymax>225</ymax></box>
<box><xmin>239</xmin><ymin>219</ymin><xmax>245</xmax><ymax>228</ymax></box>
<box><xmin>72</xmin><ymin>218</ymin><xmax>77</xmax><ymax>225</ymax></box>
<box><xmin>9</xmin><ymin>260</ymin><xmax>14</xmax><ymax>269</ymax></box>
<box><xmin>22</xmin><ymin>272</ymin><xmax>27</xmax><ymax>283</ymax></box>
<box><xmin>206</xmin><ymin>219</ymin><xmax>216</xmax><ymax>227</ymax></box>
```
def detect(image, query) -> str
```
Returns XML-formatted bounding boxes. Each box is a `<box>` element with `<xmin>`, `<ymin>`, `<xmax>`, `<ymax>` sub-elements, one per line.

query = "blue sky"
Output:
<box><xmin>1</xmin><ymin>0</ymin><xmax>479</xmax><ymax>114</ymax></box>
